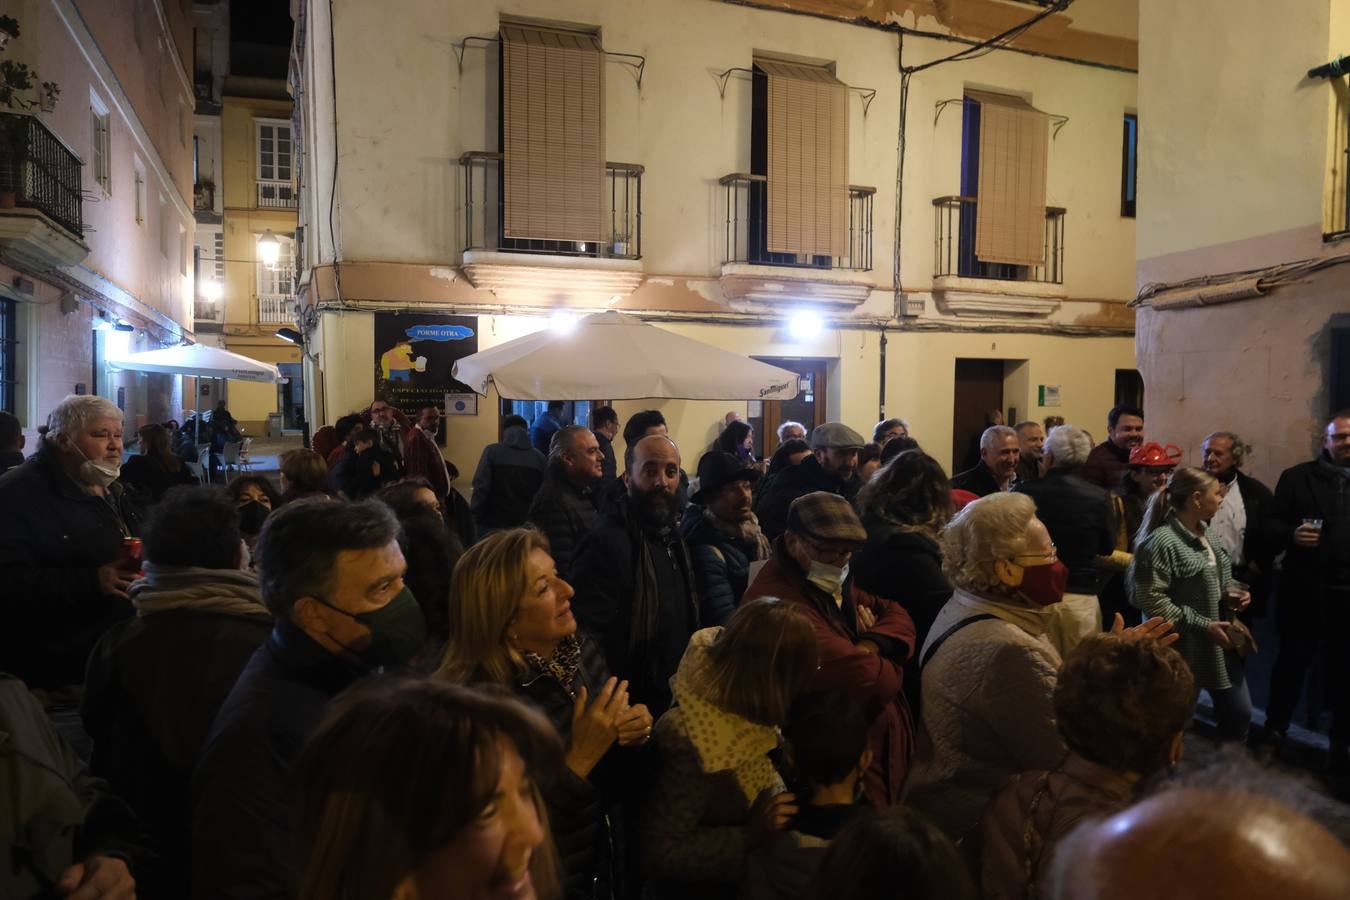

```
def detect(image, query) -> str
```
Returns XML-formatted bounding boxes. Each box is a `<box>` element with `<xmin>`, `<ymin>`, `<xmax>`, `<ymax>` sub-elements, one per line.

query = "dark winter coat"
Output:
<box><xmin>570</xmin><ymin>496</ymin><xmax>699</xmax><ymax>716</ymax></box>
<box><xmin>0</xmin><ymin>449</ymin><xmax>24</xmax><ymax>476</ymax></box>
<box><xmin>743</xmin><ymin>544</ymin><xmax>917</xmax><ymax>807</ymax></box>
<box><xmin>0</xmin><ymin>441</ymin><xmax>142</xmax><ymax>690</ymax></box>
<box><xmin>680</xmin><ymin>510</ymin><xmax>765</xmax><ymax>626</ymax></box>
<box><xmin>191</xmin><ymin>621</ymin><xmax>368</xmax><ymax>900</ymax></box>
<box><xmin>82</xmin><ymin>571</ymin><xmax>272</xmax><ymax>892</ymax></box>
<box><xmin>0</xmin><ymin>674</ymin><xmax>157</xmax><ymax>899</ymax></box>
<box><xmin>402</xmin><ymin>425</ymin><xmax>450</xmax><ymax>499</ymax></box>
<box><xmin>1015</xmin><ymin>466</ymin><xmax>1116</xmax><ymax>595</ymax></box>
<box><xmin>118</xmin><ymin>453</ymin><xmax>196</xmax><ymax>501</ymax></box>
<box><xmin>1219</xmin><ymin>469</ymin><xmax>1278</xmax><ymax>617</ymax></box>
<box><xmin>514</xmin><ymin>634</ymin><xmax>629</xmax><ymax>900</ymax></box>
<box><xmin>331</xmin><ymin>445</ymin><xmax>398</xmax><ymax>500</ymax></box>
<box><xmin>595</xmin><ymin>431</ymin><xmax>617</xmax><ymax>483</ymax></box>
<box><xmin>1270</xmin><ymin>452</ymin><xmax>1350</xmax><ymax>628</ymax></box>
<box><xmin>527</xmin><ymin>465</ymin><xmax>599</xmax><ymax>578</ymax></box>
<box><xmin>741</xmin><ymin>804</ymin><xmax>872</xmax><ymax>900</ymax></box>
<box><xmin>951</xmin><ymin>461</ymin><xmax>1005</xmax><ymax>498</ymax></box>
<box><xmin>471</xmin><ymin>426</ymin><xmax>548</xmax><ymax>533</ymax></box>
<box><xmin>1080</xmin><ymin>440</ymin><xmax>1131</xmax><ymax>491</ymax></box>
<box><xmin>445</xmin><ymin>486</ymin><xmax>477</xmax><ymax>550</ymax></box>
<box><xmin>753</xmin><ymin>455</ymin><xmax>855</xmax><ymax>540</ymax></box>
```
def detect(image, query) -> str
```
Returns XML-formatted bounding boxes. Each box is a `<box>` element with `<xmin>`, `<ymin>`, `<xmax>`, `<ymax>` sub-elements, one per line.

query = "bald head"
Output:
<box><xmin>626</xmin><ymin>434</ymin><xmax>682</xmax><ymax>526</ymax></box>
<box><xmin>1051</xmin><ymin>787</ymin><xmax>1350</xmax><ymax>900</ymax></box>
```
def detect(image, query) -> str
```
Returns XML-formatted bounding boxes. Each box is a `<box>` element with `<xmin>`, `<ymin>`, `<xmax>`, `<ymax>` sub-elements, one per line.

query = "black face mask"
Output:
<box><xmin>239</xmin><ymin>500</ymin><xmax>270</xmax><ymax>535</ymax></box>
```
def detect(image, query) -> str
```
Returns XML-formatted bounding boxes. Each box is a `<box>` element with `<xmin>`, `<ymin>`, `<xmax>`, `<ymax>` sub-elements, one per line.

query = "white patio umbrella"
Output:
<box><xmin>107</xmin><ymin>343</ymin><xmax>284</xmax><ymax>443</ymax></box>
<box><xmin>453</xmin><ymin>311</ymin><xmax>800</xmax><ymax>401</ymax></box>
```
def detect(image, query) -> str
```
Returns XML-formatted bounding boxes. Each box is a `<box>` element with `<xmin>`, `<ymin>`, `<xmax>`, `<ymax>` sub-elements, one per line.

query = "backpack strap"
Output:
<box><xmin>920</xmin><ymin>614</ymin><xmax>999</xmax><ymax>669</ymax></box>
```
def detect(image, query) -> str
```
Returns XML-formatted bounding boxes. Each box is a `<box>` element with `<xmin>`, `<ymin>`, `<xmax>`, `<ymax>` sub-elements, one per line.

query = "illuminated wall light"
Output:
<box><xmin>788</xmin><ymin>310</ymin><xmax>823</xmax><ymax>341</ymax></box>
<box><xmin>201</xmin><ymin>278</ymin><xmax>224</xmax><ymax>301</ymax></box>
<box><xmin>550</xmin><ymin>310</ymin><xmax>579</xmax><ymax>335</ymax></box>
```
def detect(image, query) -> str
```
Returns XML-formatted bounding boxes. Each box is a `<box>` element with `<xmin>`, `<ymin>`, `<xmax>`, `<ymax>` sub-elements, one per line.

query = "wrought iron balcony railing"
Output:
<box><xmin>458</xmin><ymin>151</ymin><xmax>642</xmax><ymax>260</ymax></box>
<box><xmin>719</xmin><ymin>173</ymin><xmax>874</xmax><ymax>271</ymax></box>
<box><xmin>932</xmin><ymin>195</ymin><xmax>1065</xmax><ymax>285</ymax></box>
<box><xmin>257</xmin><ymin>179</ymin><xmax>297</xmax><ymax>209</ymax></box>
<box><xmin>0</xmin><ymin>112</ymin><xmax>83</xmax><ymax>237</ymax></box>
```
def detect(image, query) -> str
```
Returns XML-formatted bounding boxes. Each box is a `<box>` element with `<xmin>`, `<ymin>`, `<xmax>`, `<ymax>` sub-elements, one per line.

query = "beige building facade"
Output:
<box><xmin>1</xmin><ymin>0</ymin><xmax>196</xmax><ymax>443</ymax></box>
<box><xmin>290</xmin><ymin>0</ymin><xmax>1140</xmax><ymax>479</ymax></box>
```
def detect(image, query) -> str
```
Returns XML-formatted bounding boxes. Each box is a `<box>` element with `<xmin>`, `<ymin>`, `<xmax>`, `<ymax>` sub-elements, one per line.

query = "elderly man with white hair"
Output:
<box><xmin>0</xmin><ymin>394</ymin><xmax>142</xmax><ymax>691</ymax></box>
<box><xmin>1015</xmin><ymin>425</ymin><xmax>1117</xmax><ymax>657</ymax></box>
<box><xmin>953</xmin><ymin>424</ymin><xmax>1022</xmax><ymax>497</ymax></box>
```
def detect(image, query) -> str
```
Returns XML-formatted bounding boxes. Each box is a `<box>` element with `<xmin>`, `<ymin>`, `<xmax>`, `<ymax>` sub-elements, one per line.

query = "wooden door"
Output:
<box><xmin>751</xmin><ymin>358</ymin><xmax>830</xmax><ymax>458</ymax></box>
<box><xmin>952</xmin><ymin>358</ymin><xmax>1005</xmax><ymax>475</ymax></box>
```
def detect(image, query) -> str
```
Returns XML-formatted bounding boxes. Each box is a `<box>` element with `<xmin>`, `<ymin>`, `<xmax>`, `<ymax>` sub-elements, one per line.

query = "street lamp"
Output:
<box><xmin>257</xmin><ymin>229</ymin><xmax>281</xmax><ymax>268</ymax></box>
<box><xmin>200</xmin><ymin>278</ymin><xmax>224</xmax><ymax>301</ymax></box>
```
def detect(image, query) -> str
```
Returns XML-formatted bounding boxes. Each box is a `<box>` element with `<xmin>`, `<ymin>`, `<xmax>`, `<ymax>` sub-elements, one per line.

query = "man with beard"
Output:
<box><xmin>1202</xmin><ymin>431</ymin><xmax>1275</xmax><ymax>618</ymax></box>
<box><xmin>400</xmin><ymin>404</ymin><xmax>451</xmax><ymax>503</ymax></box>
<box><xmin>1015</xmin><ymin>420</ymin><xmax>1047</xmax><ymax>485</ymax></box>
<box><xmin>754</xmin><ymin>422</ymin><xmax>866</xmax><ymax>540</ymax></box>
<box><xmin>1260</xmin><ymin>410</ymin><xmax>1350</xmax><ymax>771</ymax></box>
<box><xmin>1080</xmin><ymin>405</ymin><xmax>1145</xmax><ymax>489</ymax></box>
<box><xmin>953</xmin><ymin>425</ymin><xmax>1021</xmax><ymax>497</ymax></box>
<box><xmin>366</xmin><ymin>398</ymin><xmax>407</xmax><ymax>477</ymax></box>
<box><xmin>569</xmin><ymin>434</ymin><xmax>699</xmax><ymax>716</ymax></box>
<box><xmin>681</xmin><ymin>451</ymin><xmax>771</xmax><ymax>625</ymax></box>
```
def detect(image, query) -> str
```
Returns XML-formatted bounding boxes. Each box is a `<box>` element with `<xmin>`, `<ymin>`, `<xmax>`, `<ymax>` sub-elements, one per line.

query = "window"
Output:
<box><xmin>90</xmin><ymin>101</ymin><xmax>111</xmax><ymax>195</ymax></box>
<box><xmin>133</xmin><ymin>164</ymin><xmax>146</xmax><ymax>225</ymax></box>
<box><xmin>257</xmin><ymin>234</ymin><xmax>296</xmax><ymax>297</ymax></box>
<box><xmin>1121</xmin><ymin>113</ymin><xmax>1138</xmax><ymax>218</ymax></box>
<box><xmin>0</xmin><ymin>298</ymin><xmax>15</xmax><ymax>414</ymax></box>
<box><xmin>255</xmin><ymin>120</ymin><xmax>293</xmax><ymax>182</ymax></box>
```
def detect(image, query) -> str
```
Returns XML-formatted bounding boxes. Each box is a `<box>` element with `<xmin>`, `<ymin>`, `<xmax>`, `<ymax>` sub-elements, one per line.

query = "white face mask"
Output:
<box><xmin>807</xmin><ymin>559</ymin><xmax>849</xmax><ymax>599</ymax></box>
<box><xmin>72</xmin><ymin>439</ymin><xmax>121</xmax><ymax>487</ymax></box>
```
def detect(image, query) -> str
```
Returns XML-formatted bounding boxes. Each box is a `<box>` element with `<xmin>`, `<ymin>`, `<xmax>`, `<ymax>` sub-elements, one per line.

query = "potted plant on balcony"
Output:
<box><xmin>0</xmin><ymin>15</ymin><xmax>62</xmax><ymax>209</ymax></box>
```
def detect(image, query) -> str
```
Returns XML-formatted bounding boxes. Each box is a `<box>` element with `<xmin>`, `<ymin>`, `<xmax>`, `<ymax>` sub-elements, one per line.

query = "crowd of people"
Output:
<box><xmin>0</xmin><ymin>394</ymin><xmax>1348</xmax><ymax>900</ymax></box>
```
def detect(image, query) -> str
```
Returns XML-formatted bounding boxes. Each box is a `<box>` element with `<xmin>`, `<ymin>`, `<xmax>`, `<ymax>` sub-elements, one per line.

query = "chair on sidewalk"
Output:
<box><xmin>221</xmin><ymin>441</ymin><xmax>242</xmax><ymax>482</ymax></box>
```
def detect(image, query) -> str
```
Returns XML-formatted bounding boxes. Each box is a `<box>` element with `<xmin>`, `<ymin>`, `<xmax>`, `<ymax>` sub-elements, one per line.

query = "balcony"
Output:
<box><xmin>257</xmin><ymin>179</ymin><xmax>297</xmax><ymax>209</ymax></box>
<box><xmin>930</xmin><ymin>195</ymin><xmax>1066</xmax><ymax>316</ymax></box>
<box><xmin>258</xmin><ymin>293</ymin><xmax>295</xmax><ymax>325</ymax></box>
<box><xmin>0</xmin><ymin>113</ymin><xmax>89</xmax><ymax>270</ymax></box>
<box><xmin>456</xmin><ymin>151</ymin><xmax>645</xmax><ymax>304</ymax></box>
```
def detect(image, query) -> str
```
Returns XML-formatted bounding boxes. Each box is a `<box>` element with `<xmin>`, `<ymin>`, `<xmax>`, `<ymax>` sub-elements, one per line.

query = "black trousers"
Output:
<box><xmin>1265</xmin><ymin>586</ymin><xmax>1350</xmax><ymax>743</ymax></box>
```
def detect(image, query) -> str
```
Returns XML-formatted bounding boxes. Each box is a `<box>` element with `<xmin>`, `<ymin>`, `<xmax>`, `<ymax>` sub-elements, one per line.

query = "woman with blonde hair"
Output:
<box><xmin>1129</xmin><ymin>466</ymin><xmax>1253</xmax><ymax>742</ymax></box>
<box><xmin>278</xmin><ymin>447</ymin><xmax>331</xmax><ymax>502</ymax></box>
<box><xmin>641</xmin><ymin>597</ymin><xmax>820</xmax><ymax>900</ymax></box>
<box><xmin>437</xmin><ymin>528</ymin><xmax>651</xmax><ymax>900</ymax></box>
<box><xmin>292</xmin><ymin>676</ymin><xmax>561</xmax><ymax>900</ymax></box>
<box><xmin>905</xmin><ymin>492</ymin><xmax>1175</xmax><ymax>842</ymax></box>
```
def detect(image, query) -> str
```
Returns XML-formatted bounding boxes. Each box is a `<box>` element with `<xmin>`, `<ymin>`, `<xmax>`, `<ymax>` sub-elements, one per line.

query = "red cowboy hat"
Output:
<box><xmin>1128</xmin><ymin>442</ymin><xmax>1183</xmax><ymax>469</ymax></box>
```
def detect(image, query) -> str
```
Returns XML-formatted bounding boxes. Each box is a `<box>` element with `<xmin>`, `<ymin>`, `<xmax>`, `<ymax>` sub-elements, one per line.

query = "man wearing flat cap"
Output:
<box><xmin>743</xmin><ymin>491</ymin><xmax>916</xmax><ymax>807</ymax></box>
<box><xmin>753</xmin><ymin>421</ymin><xmax>867</xmax><ymax>539</ymax></box>
<box><xmin>681</xmin><ymin>451</ymin><xmax>771</xmax><ymax>625</ymax></box>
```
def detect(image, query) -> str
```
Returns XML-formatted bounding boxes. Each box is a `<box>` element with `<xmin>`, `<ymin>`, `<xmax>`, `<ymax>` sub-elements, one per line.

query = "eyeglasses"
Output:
<box><xmin>1010</xmin><ymin>543</ymin><xmax>1057</xmax><ymax>565</ymax></box>
<box><xmin>804</xmin><ymin>537</ymin><xmax>855</xmax><ymax>564</ymax></box>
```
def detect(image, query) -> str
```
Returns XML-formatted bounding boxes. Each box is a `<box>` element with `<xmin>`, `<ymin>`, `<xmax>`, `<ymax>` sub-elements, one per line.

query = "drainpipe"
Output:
<box><xmin>878</xmin><ymin>329</ymin><xmax>888</xmax><ymax>421</ymax></box>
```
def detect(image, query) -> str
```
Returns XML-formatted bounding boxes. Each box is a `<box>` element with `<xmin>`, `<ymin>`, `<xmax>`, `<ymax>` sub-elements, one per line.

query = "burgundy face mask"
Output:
<box><xmin>1014</xmin><ymin>559</ymin><xmax>1070</xmax><ymax>607</ymax></box>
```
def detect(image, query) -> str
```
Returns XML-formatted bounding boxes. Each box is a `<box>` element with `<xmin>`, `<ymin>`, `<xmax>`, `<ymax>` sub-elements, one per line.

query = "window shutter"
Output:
<box><xmin>501</xmin><ymin>24</ymin><xmax>604</xmax><ymax>243</ymax></box>
<box><xmin>757</xmin><ymin>59</ymin><xmax>848</xmax><ymax>259</ymax></box>
<box><xmin>968</xmin><ymin>90</ymin><xmax>1048</xmax><ymax>267</ymax></box>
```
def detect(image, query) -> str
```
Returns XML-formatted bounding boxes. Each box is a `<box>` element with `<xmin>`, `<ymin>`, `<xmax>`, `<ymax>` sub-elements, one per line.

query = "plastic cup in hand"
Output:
<box><xmin>1224</xmin><ymin>579</ymin><xmax>1249</xmax><ymax>611</ymax></box>
<box><xmin>1303</xmin><ymin>518</ymin><xmax>1324</xmax><ymax>532</ymax></box>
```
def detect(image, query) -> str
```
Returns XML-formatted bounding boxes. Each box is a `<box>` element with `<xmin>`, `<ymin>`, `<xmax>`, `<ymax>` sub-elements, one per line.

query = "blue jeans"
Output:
<box><xmin>1205</xmin><ymin>663</ymin><xmax>1252</xmax><ymax>743</ymax></box>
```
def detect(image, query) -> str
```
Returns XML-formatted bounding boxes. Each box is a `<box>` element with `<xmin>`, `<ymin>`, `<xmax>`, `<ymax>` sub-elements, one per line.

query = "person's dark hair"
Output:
<box><xmin>1108</xmin><ymin>404</ymin><xmax>1145</xmax><ymax>429</ymax></box>
<box><xmin>802</xmin><ymin>806</ymin><xmax>976</xmax><ymax>900</ymax></box>
<box><xmin>767</xmin><ymin>438</ymin><xmax>811</xmax><ymax>475</ymax></box>
<box><xmin>445</xmin><ymin>460</ymin><xmax>460</xmax><ymax>480</ymax></box>
<box><xmin>226</xmin><ymin>474</ymin><xmax>282</xmax><ymax>510</ymax></box>
<box><xmin>590</xmin><ymin>405</ymin><xmax>618</xmax><ymax>430</ymax></box>
<box><xmin>333</xmin><ymin>414</ymin><xmax>363</xmax><ymax>443</ymax></box>
<box><xmin>502</xmin><ymin>414</ymin><xmax>529</xmax><ymax>434</ymax></box>
<box><xmin>396</xmin><ymin>510</ymin><xmax>462</xmax><ymax>645</ymax></box>
<box><xmin>704</xmin><ymin>597</ymin><xmax>819</xmax><ymax>726</ymax></box>
<box><xmin>138</xmin><ymin>423</ymin><xmax>183</xmax><ymax>472</ymax></box>
<box><xmin>622</xmin><ymin>409</ymin><xmax>666</xmax><ymax>446</ymax></box>
<box><xmin>856</xmin><ymin>450</ymin><xmax>953</xmax><ymax>538</ymax></box>
<box><xmin>1328</xmin><ymin>407</ymin><xmax>1350</xmax><ymax>426</ymax></box>
<box><xmin>350</xmin><ymin>426</ymin><xmax>379</xmax><ymax>448</ymax></box>
<box><xmin>879</xmin><ymin>435</ymin><xmax>920</xmax><ymax>465</ymax></box>
<box><xmin>254</xmin><ymin>498</ymin><xmax>400</xmax><ymax>617</ymax></box>
<box><xmin>714</xmin><ymin>420</ymin><xmax>752</xmax><ymax>455</ymax></box>
<box><xmin>293</xmin><ymin>677</ymin><xmax>562</xmax><ymax>900</ymax></box>
<box><xmin>858</xmin><ymin>442</ymin><xmax>882</xmax><ymax>468</ymax></box>
<box><xmin>143</xmin><ymin>486</ymin><xmax>241</xmax><ymax>569</ymax></box>
<box><xmin>872</xmin><ymin>418</ymin><xmax>906</xmax><ymax>444</ymax></box>
<box><xmin>1055</xmin><ymin>633</ymin><xmax>1195</xmax><ymax>775</ymax></box>
<box><xmin>783</xmin><ymin>692</ymin><xmax>870</xmax><ymax>798</ymax></box>
<box><xmin>376</xmin><ymin>477</ymin><xmax>438</xmax><ymax>519</ymax></box>
<box><xmin>549</xmin><ymin>424</ymin><xmax>589</xmax><ymax>460</ymax></box>
<box><xmin>280</xmin><ymin>448</ymin><xmax>329</xmax><ymax>493</ymax></box>
<box><xmin>546</xmin><ymin>400</ymin><xmax>565</xmax><ymax>414</ymax></box>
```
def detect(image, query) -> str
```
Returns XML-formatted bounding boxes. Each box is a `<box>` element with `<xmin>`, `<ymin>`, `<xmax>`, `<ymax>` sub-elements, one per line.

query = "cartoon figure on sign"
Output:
<box><xmin>379</xmin><ymin>341</ymin><xmax>428</xmax><ymax>382</ymax></box>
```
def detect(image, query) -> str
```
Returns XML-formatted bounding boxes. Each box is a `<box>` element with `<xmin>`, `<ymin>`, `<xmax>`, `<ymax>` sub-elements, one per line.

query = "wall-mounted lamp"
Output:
<box><xmin>257</xmin><ymin>229</ymin><xmax>281</xmax><ymax>268</ymax></box>
<box><xmin>275</xmin><ymin>327</ymin><xmax>304</xmax><ymax>345</ymax></box>
<box><xmin>788</xmin><ymin>310</ymin><xmax>823</xmax><ymax>341</ymax></box>
<box><xmin>200</xmin><ymin>278</ymin><xmax>224</xmax><ymax>301</ymax></box>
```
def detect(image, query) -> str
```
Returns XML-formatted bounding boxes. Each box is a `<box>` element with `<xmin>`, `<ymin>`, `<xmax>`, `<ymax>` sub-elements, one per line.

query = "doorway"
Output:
<box><xmin>952</xmin><ymin>358</ymin><xmax>1006</xmax><ymax>474</ymax></box>
<box><xmin>278</xmin><ymin>363</ymin><xmax>305</xmax><ymax>431</ymax></box>
<box><xmin>1114</xmin><ymin>368</ymin><xmax>1144</xmax><ymax>411</ymax></box>
<box><xmin>750</xmin><ymin>358</ymin><xmax>830</xmax><ymax>458</ymax></box>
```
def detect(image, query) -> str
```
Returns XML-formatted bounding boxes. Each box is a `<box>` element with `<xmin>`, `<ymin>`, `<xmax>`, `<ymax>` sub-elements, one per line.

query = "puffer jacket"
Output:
<box><xmin>514</xmin><ymin>634</ymin><xmax>629</xmax><ymax>900</ymax></box>
<box><xmin>642</xmin><ymin>629</ymin><xmax>786</xmax><ymax>900</ymax></box>
<box><xmin>471</xmin><ymin>426</ymin><xmax>548</xmax><ymax>533</ymax></box>
<box><xmin>0</xmin><ymin>441</ymin><xmax>142</xmax><ymax>690</ymax></box>
<box><xmin>980</xmin><ymin>752</ymin><xmax>1138</xmax><ymax>900</ymax></box>
<box><xmin>527</xmin><ymin>464</ymin><xmax>599</xmax><ymax>579</ymax></box>
<box><xmin>680</xmin><ymin>509</ymin><xmax>769</xmax><ymax>626</ymax></box>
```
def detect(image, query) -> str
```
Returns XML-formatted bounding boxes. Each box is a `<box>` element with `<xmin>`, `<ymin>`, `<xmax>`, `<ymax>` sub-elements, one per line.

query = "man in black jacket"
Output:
<box><xmin>0</xmin><ymin>410</ymin><xmax>24</xmax><ymax>476</ymax></box>
<box><xmin>1202</xmin><ymin>431</ymin><xmax>1276</xmax><ymax>618</ymax></box>
<box><xmin>570</xmin><ymin>435</ymin><xmax>699</xmax><ymax>717</ymax></box>
<box><xmin>527</xmin><ymin>425</ymin><xmax>602</xmax><ymax>578</ymax></box>
<box><xmin>681</xmin><ymin>451</ymin><xmax>768</xmax><ymax>625</ymax></box>
<box><xmin>754</xmin><ymin>422</ymin><xmax>865</xmax><ymax>539</ymax></box>
<box><xmin>0</xmin><ymin>395</ymin><xmax>141</xmax><ymax>693</ymax></box>
<box><xmin>470</xmin><ymin>414</ymin><xmax>547</xmax><ymax>536</ymax></box>
<box><xmin>191</xmin><ymin>498</ymin><xmax>424</xmax><ymax>900</ymax></box>
<box><xmin>1015</xmin><ymin>424</ymin><xmax>1115</xmax><ymax>656</ymax></box>
<box><xmin>953</xmin><ymin>425</ymin><xmax>1021</xmax><ymax>498</ymax></box>
<box><xmin>83</xmin><ymin>487</ymin><xmax>272</xmax><ymax>895</ymax></box>
<box><xmin>1261</xmin><ymin>410</ymin><xmax>1350</xmax><ymax>770</ymax></box>
<box><xmin>591</xmin><ymin>405</ymin><xmax>621</xmax><ymax>483</ymax></box>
